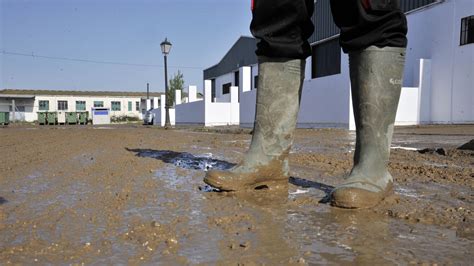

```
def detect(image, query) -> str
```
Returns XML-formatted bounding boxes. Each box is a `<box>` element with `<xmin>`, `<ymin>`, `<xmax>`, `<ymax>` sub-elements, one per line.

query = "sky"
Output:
<box><xmin>0</xmin><ymin>0</ymin><xmax>253</xmax><ymax>93</ymax></box>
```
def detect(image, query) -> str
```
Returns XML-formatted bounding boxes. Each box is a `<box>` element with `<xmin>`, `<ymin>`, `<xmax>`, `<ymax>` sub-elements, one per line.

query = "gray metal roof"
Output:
<box><xmin>203</xmin><ymin>36</ymin><xmax>257</xmax><ymax>80</ymax></box>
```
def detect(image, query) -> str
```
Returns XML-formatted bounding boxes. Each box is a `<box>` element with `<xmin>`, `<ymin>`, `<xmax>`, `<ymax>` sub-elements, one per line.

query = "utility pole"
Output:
<box><xmin>147</xmin><ymin>83</ymin><xmax>150</xmax><ymax>99</ymax></box>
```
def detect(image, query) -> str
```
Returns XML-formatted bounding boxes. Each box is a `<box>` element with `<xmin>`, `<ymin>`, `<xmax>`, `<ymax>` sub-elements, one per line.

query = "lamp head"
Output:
<box><xmin>160</xmin><ymin>38</ymin><xmax>172</xmax><ymax>55</ymax></box>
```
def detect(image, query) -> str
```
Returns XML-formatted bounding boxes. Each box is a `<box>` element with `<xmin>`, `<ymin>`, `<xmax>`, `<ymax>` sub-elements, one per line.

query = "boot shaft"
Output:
<box><xmin>249</xmin><ymin>57</ymin><xmax>306</xmax><ymax>159</ymax></box>
<box><xmin>349</xmin><ymin>46</ymin><xmax>406</xmax><ymax>170</ymax></box>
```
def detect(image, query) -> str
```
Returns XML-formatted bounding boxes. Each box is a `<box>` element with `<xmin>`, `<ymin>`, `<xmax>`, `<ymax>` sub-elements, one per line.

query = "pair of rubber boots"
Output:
<box><xmin>204</xmin><ymin>46</ymin><xmax>406</xmax><ymax>209</ymax></box>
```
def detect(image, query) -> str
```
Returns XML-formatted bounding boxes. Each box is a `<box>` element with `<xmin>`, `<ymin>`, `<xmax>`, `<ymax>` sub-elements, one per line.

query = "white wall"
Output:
<box><xmin>240</xmin><ymin>54</ymin><xmax>351</xmax><ymax>128</ymax></box>
<box><xmin>404</xmin><ymin>0</ymin><xmax>474</xmax><ymax>123</ymax></box>
<box><xmin>239</xmin><ymin>89</ymin><xmax>257</xmax><ymax>127</ymax></box>
<box><xmin>298</xmin><ymin>52</ymin><xmax>351</xmax><ymax>128</ymax></box>
<box><xmin>204</xmin><ymin>83</ymin><xmax>239</xmax><ymax>126</ymax></box>
<box><xmin>175</xmin><ymin>87</ymin><xmax>205</xmax><ymax>124</ymax></box>
<box><xmin>173</xmin><ymin>82</ymin><xmax>239</xmax><ymax>127</ymax></box>
<box><xmin>176</xmin><ymin>101</ymin><xmax>204</xmax><ymax>124</ymax></box>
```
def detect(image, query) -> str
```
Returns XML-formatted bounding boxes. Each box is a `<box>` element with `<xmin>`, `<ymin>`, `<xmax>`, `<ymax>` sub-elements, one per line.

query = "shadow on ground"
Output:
<box><xmin>0</xmin><ymin>197</ymin><xmax>7</xmax><ymax>205</ymax></box>
<box><xmin>289</xmin><ymin>176</ymin><xmax>334</xmax><ymax>203</ymax></box>
<box><xmin>126</xmin><ymin>148</ymin><xmax>235</xmax><ymax>171</ymax></box>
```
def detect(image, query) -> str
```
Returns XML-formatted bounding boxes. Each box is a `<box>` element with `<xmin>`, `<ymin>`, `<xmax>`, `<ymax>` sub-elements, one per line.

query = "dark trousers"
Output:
<box><xmin>250</xmin><ymin>0</ymin><xmax>408</xmax><ymax>59</ymax></box>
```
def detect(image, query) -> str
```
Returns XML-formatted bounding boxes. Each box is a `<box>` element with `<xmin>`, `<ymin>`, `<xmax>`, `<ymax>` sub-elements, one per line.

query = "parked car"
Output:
<box><xmin>143</xmin><ymin>110</ymin><xmax>154</xmax><ymax>125</ymax></box>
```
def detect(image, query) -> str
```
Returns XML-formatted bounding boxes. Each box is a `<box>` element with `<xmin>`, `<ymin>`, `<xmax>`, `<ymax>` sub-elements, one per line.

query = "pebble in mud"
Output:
<box><xmin>239</xmin><ymin>242</ymin><xmax>250</xmax><ymax>250</ymax></box>
<box><xmin>165</xmin><ymin>238</ymin><xmax>178</xmax><ymax>246</ymax></box>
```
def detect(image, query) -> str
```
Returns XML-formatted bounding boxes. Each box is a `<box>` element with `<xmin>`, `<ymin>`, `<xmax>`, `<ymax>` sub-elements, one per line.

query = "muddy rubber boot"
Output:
<box><xmin>331</xmin><ymin>46</ymin><xmax>406</xmax><ymax>209</ymax></box>
<box><xmin>204</xmin><ymin>57</ymin><xmax>305</xmax><ymax>191</ymax></box>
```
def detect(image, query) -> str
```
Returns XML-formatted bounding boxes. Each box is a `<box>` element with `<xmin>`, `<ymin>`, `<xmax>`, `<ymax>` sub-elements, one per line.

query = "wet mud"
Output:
<box><xmin>0</xmin><ymin>125</ymin><xmax>472</xmax><ymax>264</ymax></box>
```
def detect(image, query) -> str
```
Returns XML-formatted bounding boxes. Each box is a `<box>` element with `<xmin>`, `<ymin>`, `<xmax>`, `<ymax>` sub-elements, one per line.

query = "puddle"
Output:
<box><xmin>129</xmin><ymin>149</ymin><xmax>234</xmax><ymax>171</ymax></box>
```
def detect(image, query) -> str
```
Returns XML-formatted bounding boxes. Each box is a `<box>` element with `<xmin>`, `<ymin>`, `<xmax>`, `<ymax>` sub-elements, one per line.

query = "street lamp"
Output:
<box><xmin>160</xmin><ymin>37</ymin><xmax>172</xmax><ymax>128</ymax></box>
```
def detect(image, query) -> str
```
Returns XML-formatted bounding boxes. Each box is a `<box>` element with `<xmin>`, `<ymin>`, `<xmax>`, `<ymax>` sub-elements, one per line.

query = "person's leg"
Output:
<box><xmin>250</xmin><ymin>0</ymin><xmax>314</xmax><ymax>59</ymax></box>
<box><xmin>330</xmin><ymin>0</ymin><xmax>407</xmax><ymax>208</ymax></box>
<box><xmin>204</xmin><ymin>0</ymin><xmax>314</xmax><ymax>191</ymax></box>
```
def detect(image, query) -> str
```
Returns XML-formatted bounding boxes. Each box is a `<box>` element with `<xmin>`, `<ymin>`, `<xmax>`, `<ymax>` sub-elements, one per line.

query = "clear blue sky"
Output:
<box><xmin>0</xmin><ymin>0</ymin><xmax>253</xmax><ymax>93</ymax></box>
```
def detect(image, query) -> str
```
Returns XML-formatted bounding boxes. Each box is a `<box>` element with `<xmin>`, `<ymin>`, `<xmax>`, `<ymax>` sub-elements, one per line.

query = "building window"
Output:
<box><xmin>254</xmin><ymin>75</ymin><xmax>258</xmax><ymax>89</ymax></box>
<box><xmin>135</xmin><ymin>101</ymin><xmax>140</xmax><ymax>111</ymax></box>
<box><xmin>76</xmin><ymin>101</ymin><xmax>86</xmax><ymax>111</ymax></box>
<box><xmin>234</xmin><ymin>71</ymin><xmax>240</xmax><ymax>87</ymax></box>
<box><xmin>39</xmin><ymin>100</ymin><xmax>49</xmax><ymax>111</ymax></box>
<box><xmin>57</xmin><ymin>101</ymin><xmax>68</xmax><ymax>111</ymax></box>
<box><xmin>94</xmin><ymin>101</ymin><xmax>104</xmax><ymax>108</ymax></box>
<box><xmin>222</xmin><ymin>82</ymin><xmax>231</xmax><ymax>95</ymax></box>
<box><xmin>311</xmin><ymin>38</ymin><xmax>341</xmax><ymax>79</ymax></box>
<box><xmin>460</xmin><ymin>15</ymin><xmax>474</xmax><ymax>46</ymax></box>
<box><xmin>127</xmin><ymin>101</ymin><xmax>132</xmax><ymax>111</ymax></box>
<box><xmin>111</xmin><ymin>101</ymin><xmax>121</xmax><ymax>111</ymax></box>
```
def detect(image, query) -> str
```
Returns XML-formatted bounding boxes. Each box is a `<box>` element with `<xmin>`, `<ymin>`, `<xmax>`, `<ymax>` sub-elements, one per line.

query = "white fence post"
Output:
<box><xmin>230</xmin><ymin>86</ymin><xmax>238</xmax><ymax>103</ymax></box>
<box><xmin>146</xmin><ymin>99</ymin><xmax>151</xmax><ymax>111</ymax></box>
<box><xmin>189</xmin><ymin>85</ymin><xmax>197</xmax><ymax>102</ymax></box>
<box><xmin>418</xmin><ymin>59</ymin><xmax>432</xmax><ymax>124</ymax></box>
<box><xmin>160</xmin><ymin>94</ymin><xmax>166</xmax><ymax>127</ymax></box>
<box><xmin>240</xmin><ymin>66</ymin><xmax>251</xmax><ymax>93</ymax></box>
<box><xmin>204</xmin><ymin>80</ymin><xmax>212</xmax><ymax>104</ymax></box>
<box><xmin>153</xmin><ymin>96</ymin><xmax>158</xmax><ymax>109</ymax></box>
<box><xmin>230</xmin><ymin>86</ymin><xmax>239</xmax><ymax>125</ymax></box>
<box><xmin>175</xmin><ymin>90</ymin><xmax>182</xmax><ymax>105</ymax></box>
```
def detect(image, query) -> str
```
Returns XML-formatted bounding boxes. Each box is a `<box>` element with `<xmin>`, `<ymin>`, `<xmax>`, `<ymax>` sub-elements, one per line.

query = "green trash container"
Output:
<box><xmin>0</xmin><ymin>112</ymin><xmax>9</xmax><ymax>125</ymax></box>
<box><xmin>47</xmin><ymin>112</ymin><xmax>57</xmax><ymax>125</ymax></box>
<box><xmin>78</xmin><ymin>112</ymin><xmax>89</xmax><ymax>125</ymax></box>
<box><xmin>37</xmin><ymin>112</ymin><xmax>47</xmax><ymax>125</ymax></box>
<box><xmin>66</xmin><ymin>112</ymin><xmax>78</xmax><ymax>124</ymax></box>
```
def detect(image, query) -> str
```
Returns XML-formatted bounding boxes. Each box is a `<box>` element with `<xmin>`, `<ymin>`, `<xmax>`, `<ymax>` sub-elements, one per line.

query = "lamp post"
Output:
<box><xmin>160</xmin><ymin>38</ymin><xmax>172</xmax><ymax>128</ymax></box>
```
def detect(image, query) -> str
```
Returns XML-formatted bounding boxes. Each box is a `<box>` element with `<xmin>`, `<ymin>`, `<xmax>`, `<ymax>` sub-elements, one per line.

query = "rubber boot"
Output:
<box><xmin>331</xmin><ymin>46</ymin><xmax>406</xmax><ymax>209</ymax></box>
<box><xmin>204</xmin><ymin>57</ymin><xmax>305</xmax><ymax>191</ymax></box>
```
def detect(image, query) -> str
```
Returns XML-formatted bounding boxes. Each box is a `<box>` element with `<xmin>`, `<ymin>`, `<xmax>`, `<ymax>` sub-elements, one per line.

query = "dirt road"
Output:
<box><xmin>0</xmin><ymin>124</ymin><xmax>472</xmax><ymax>264</ymax></box>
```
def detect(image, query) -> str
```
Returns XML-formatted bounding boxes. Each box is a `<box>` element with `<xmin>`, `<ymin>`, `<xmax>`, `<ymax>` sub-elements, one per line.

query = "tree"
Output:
<box><xmin>167</xmin><ymin>70</ymin><xmax>184</xmax><ymax>106</ymax></box>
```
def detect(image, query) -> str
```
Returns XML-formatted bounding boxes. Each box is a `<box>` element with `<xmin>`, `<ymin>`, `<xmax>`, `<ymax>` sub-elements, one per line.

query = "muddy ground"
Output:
<box><xmin>0</xmin><ymin>124</ymin><xmax>472</xmax><ymax>264</ymax></box>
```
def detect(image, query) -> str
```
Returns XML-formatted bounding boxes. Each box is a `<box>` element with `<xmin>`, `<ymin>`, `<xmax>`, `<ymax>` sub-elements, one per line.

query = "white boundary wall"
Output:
<box><xmin>152</xmin><ymin>94</ymin><xmax>176</xmax><ymax>126</ymax></box>
<box><xmin>240</xmin><ymin>57</ymin><xmax>432</xmax><ymax>130</ymax></box>
<box><xmin>168</xmin><ymin>82</ymin><xmax>240</xmax><ymax>127</ymax></box>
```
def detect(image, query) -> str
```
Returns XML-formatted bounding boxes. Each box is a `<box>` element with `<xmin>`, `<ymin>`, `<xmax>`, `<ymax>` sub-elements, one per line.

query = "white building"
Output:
<box><xmin>304</xmin><ymin>0</ymin><xmax>474</xmax><ymax>128</ymax></box>
<box><xmin>0</xmin><ymin>89</ymin><xmax>163</xmax><ymax>122</ymax></box>
<box><xmin>200</xmin><ymin>0</ymin><xmax>473</xmax><ymax>129</ymax></box>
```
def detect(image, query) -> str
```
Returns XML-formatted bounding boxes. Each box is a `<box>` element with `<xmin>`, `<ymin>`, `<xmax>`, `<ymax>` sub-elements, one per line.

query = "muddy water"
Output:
<box><xmin>0</xmin><ymin>125</ymin><xmax>472</xmax><ymax>264</ymax></box>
